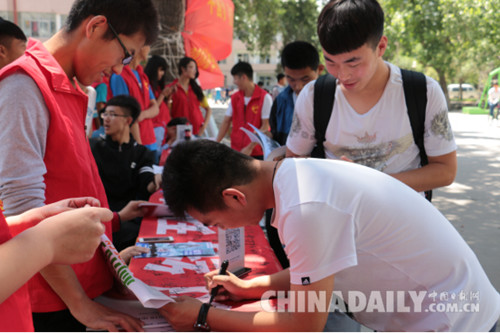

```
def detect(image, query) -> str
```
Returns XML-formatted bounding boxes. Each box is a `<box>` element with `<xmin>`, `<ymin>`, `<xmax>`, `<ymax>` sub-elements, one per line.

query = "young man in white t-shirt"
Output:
<box><xmin>286</xmin><ymin>0</ymin><xmax>457</xmax><ymax>196</ymax></box>
<box><xmin>159</xmin><ymin>140</ymin><xmax>500</xmax><ymax>332</ymax></box>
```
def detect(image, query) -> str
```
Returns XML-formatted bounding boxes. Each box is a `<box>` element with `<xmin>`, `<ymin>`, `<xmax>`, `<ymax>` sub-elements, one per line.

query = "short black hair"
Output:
<box><xmin>167</xmin><ymin>117</ymin><xmax>188</xmax><ymax>127</ymax></box>
<box><xmin>281</xmin><ymin>41</ymin><xmax>320</xmax><ymax>70</ymax></box>
<box><xmin>162</xmin><ymin>140</ymin><xmax>256</xmax><ymax>218</ymax></box>
<box><xmin>105</xmin><ymin>95</ymin><xmax>141</xmax><ymax>124</ymax></box>
<box><xmin>65</xmin><ymin>0</ymin><xmax>158</xmax><ymax>45</ymax></box>
<box><xmin>276</xmin><ymin>73</ymin><xmax>285</xmax><ymax>81</ymax></box>
<box><xmin>0</xmin><ymin>17</ymin><xmax>27</xmax><ymax>46</ymax></box>
<box><xmin>231</xmin><ymin>61</ymin><xmax>253</xmax><ymax>80</ymax></box>
<box><xmin>317</xmin><ymin>0</ymin><xmax>384</xmax><ymax>55</ymax></box>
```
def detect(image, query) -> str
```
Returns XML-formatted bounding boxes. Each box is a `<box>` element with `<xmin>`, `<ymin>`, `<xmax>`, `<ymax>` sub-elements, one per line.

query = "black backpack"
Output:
<box><xmin>311</xmin><ymin>68</ymin><xmax>432</xmax><ymax>201</ymax></box>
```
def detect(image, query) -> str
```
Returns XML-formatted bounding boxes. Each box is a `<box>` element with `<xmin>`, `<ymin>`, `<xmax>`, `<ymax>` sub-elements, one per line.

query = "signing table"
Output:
<box><xmin>128</xmin><ymin>190</ymin><xmax>282</xmax><ymax>314</ymax></box>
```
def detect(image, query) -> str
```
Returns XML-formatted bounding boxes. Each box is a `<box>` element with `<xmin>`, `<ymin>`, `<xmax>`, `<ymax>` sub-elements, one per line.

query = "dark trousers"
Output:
<box><xmin>33</xmin><ymin>309</ymin><xmax>85</xmax><ymax>332</ymax></box>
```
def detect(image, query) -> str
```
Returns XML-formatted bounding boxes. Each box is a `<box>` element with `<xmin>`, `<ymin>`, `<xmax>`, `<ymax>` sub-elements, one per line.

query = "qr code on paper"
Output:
<box><xmin>225</xmin><ymin>228</ymin><xmax>241</xmax><ymax>254</ymax></box>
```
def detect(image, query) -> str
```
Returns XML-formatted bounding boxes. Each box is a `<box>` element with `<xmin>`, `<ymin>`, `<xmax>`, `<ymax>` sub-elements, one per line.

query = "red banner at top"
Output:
<box><xmin>182</xmin><ymin>0</ymin><xmax>234</xmax><ymax>89</ymax></box>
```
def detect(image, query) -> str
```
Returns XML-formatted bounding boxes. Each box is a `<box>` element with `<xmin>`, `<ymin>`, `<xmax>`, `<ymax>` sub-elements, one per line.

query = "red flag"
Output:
<box><xmin>182</xmin><ymin>0</ymin><xmax>234</xmax><ymax>89</ymax></box>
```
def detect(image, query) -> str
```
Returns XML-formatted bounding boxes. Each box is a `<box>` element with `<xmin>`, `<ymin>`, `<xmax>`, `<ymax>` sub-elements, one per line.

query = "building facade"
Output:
<box><xmin>218</xmin><ymin>38</ymin><xmax>283</xmax><ymax>91</ymax></box>
<box><xmin>1</xmin><ymin>0</ymin><xmax>71</xmax><ymax>42</ymax></box>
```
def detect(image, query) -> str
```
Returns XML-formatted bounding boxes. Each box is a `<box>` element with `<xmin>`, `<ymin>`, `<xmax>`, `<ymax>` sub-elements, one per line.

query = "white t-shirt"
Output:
<box><xmin>488</xmin><ymin>86</ymin><xmax>500</xmax><ymax>105</ymax></box>
<box><xmin>225</xmin><ymin>93</ymin><xmax>272</xmax><ymax>119</ymax></box>
<box><xmin>286</xmin><ymin>62</ymin><xmax>456</xmax><ymax>174</ymax></box>
<box><xmin>272</xmin><ymin>158</ymin><xmax>500</xmax><ymax>332</ymax></box>
<box><xmin>85</xmin><ymin>85</ymin><xmax>97</xmax><ymax>137</ymax></box>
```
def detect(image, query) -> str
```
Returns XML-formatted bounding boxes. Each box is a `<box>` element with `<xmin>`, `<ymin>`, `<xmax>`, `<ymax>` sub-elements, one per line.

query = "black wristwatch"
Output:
<box><xmin>194</xmin><ymin>303</ymin><xmax>211</xmax><ymax>331</ymax></box>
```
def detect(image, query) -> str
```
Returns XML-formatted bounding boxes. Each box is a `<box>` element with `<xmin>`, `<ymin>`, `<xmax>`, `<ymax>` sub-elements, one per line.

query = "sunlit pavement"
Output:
<box><xmin>434</xmin><ymin>112</ymin><xmax>500</xmax><ymax>292</ymax></box>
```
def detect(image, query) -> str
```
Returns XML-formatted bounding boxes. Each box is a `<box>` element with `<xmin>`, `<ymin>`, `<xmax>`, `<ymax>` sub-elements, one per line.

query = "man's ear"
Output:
<box><xmin>377</xmin><ymin>36</ymin><xmax>388</xmax><ymax>57</ymax></box>
<box><xmin>0</xmin><ymin>44</ymin><xmax>7</xmax><ymax>59</ymax></box>
<box><xmin>85</xmin><ymin>15</ymin><xmax>108</xmax><ymax>39</ymax></box>
<box><xmin>316</xmin><ymin>64</ymin><xmax>325</xmax><ymax>75</ymax></box>
<box><xmin>222</xmin><ymin>188</ymin><xmax>247</xmax><ymax>208</ymax></box>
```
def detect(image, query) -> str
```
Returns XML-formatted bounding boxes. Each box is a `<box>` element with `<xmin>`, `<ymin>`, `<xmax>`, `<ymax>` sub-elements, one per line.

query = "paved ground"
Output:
<box><xmin>433</xmin><ymin>112</ymin><xmax>500</xmax><ymax>292</ymax></box>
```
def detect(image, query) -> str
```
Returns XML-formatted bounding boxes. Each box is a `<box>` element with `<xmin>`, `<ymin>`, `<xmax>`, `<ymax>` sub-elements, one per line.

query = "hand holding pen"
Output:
<box><xmin>208</xmin><ymin>259</ymin><xmax>229</xmax><ymax>305</ymax></box>
<box><xmin>193</xmin><ymin>260</ymin><xmax>230</xmax><ymax>331</ymax></box>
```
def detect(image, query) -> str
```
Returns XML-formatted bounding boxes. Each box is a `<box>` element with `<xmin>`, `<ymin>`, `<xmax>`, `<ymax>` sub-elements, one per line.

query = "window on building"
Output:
<box><xmin>258</xmin><ymin>54</ymin><xmax>270</xmax><ymax>64</ymax></box>
<box><xmin>0</xmin><ymin>12</ymin><xmax>14</xmax><ymax>22</ymax></box>
<box><xmin>19</xmin><ymin>12</ymin><xmax>58</xmax><ymax>39</ymax></box>
<box><xmin>237</xmin><ymin>53</ymin><xmax>249</xmax><ymax>63</ymax></box>
<box><xmin>258</xmin><ymin>76</ymin><xmax>272</xmax><ymax>88</ymax></box>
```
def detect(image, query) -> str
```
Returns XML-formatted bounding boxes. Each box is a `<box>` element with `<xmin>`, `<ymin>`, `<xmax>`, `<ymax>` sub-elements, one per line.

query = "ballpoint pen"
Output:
<box><xmin>208</xmin><ymin>259</ymin><xmax>229</xmax><ymax>305</ymax></box>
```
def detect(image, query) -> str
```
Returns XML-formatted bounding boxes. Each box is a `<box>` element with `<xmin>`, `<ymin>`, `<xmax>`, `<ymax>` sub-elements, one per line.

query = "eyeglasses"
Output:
<box><xmin>107</xmin><ymin>22</ymin><xmax>134</xmax><ymax>65</ymax></box>
<box><xmin>100</xmin><ymin>112</ymin><xmax>129</xmax><ymax>119</ymax></box>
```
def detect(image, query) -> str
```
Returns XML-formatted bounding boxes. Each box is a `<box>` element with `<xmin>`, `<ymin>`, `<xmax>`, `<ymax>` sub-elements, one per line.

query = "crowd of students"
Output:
<box><xmin>0</xmin><ymin>0</ymin><xmax>499</xmax><ymax>331</ymax></box>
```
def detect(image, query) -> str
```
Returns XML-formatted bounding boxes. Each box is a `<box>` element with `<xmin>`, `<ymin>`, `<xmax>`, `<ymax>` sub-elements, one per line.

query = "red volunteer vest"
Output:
<box><xmin>152</xmin><ymin>86</ymin><xmax>171</xmax><ymax>128</ymax></box>
<box><xmin>117</xmin><ymin>65</ymin><xmax>156</xmax><ymax>145</ymax></box>
<box><xmin>0</xmin><ymin>39</ymin><xmax>113</xmax><ymax>312</ymax></box>
<box><xmin>169</xmin><ymin>79</ymin><xmax>204</xmax><ymax>135</ymax></box>
<box><xmin>230</xmin><ymin>85</ymin><xmax>267</xmax><ymax>156</ymax></box>
<box><xmin>0</xmin><ymin>207</ymin><xmax>34</xmax><ymax>331</ymax></box>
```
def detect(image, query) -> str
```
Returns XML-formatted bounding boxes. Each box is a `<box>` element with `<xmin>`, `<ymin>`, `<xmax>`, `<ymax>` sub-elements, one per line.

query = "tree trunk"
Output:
<box><xmin>435</xmin><ymin>67</ymin><xmax>450</xmax><ymax>109</ymax></box>
<box><xmin>151</xmin><ymin>0</ymin><xmax>185</xmax><ymax>83</ymax></box>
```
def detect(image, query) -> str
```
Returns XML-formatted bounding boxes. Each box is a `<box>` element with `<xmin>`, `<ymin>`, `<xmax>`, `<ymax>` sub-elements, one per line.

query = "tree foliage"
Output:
<box><xmin>232</xmin><ymin>0</ymin><xmax>282</xmax><ymax>53</ymax></box>
<box><xmin>381</xmin><ymin>0</ymin><xmax>499</xmax><ymax>103</ymax></box>
<box><xmin>279</xmin><ymin>0</ymin><xmax>321</xmax><ymax>50</ymax></box>
<box><xmin>233</xmin><ymin>0</ymin><xmax>321</xmax><ymax>53</ymax></box>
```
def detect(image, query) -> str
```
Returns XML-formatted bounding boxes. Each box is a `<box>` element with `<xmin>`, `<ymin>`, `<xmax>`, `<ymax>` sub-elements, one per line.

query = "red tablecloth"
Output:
<box><xmin>128</xmin><ymin>190</ymin><xmax>282</xmax><ymax>311</ymax></box>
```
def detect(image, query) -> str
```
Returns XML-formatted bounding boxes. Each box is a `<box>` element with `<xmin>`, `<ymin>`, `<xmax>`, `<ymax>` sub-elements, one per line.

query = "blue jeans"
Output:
<box><xmin>489</xmin><ymin>102</ymin><xmax>499</xmax><ymax>118</ymax></box>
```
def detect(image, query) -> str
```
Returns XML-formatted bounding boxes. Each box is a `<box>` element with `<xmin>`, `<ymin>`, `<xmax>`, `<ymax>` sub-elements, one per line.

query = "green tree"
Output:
<box><xmin>232</xmin><ymin>0</ymin><xmax>282</xmax><ymax>53</ymax></box>
<box><xmin>233</xmin><ymin>0</ymin><xmax>321</xmax><ymax>53</ymax></box>
<box><xmin>280</xmin><ymin>0</ymin><xmax>321</xmax><ymax>50</ymax></box>
<box><xmin>381</xmin><ymin>0</ymin><xmax>500</xmax><ymax>106</ymax></box>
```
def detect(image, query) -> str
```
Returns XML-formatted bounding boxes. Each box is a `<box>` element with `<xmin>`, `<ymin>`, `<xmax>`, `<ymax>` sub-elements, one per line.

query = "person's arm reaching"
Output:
<box><xmin>6</xmin><ymin>197</ymin><xmax>101</xmax><ymax>235</ymax></box>
<box><xmin>198</xmin><ymin>103</ymin><xmax>212</xmax><ymax>136</ymax></box>
<box><xmin>0</xmin><ymin>206</ymin><xmax>110</xmax><ymax>303</ymax></box>
<box><xmin>41</xmin><ymin>265</ymin><xmax>144</xmax><ymax>331</ymax></box>
<box><xmin>216</xmin><ymin>115</ymin><xmax>232</xmax><ymax>142</ymax></box>
<box><xmin>137</xmin><ymin>99</ymin><xmax>160</xmax><ymax>122</ymax></box>
<box><xmin>7</xmin><ymin>197</ymin><xmax>146</xmax><ymax>331</ymax></box>
<box><xmin>391</xmin><ymin>151</ymin><xmax>457</xmax><ymax>192</ymax></box>
<box><xmin>130</xmin><ymin>122</ymin><xmax>142</xmax><ymax>144</ymax></box>
<box><xmin>160</xmin><ymin>270</ymin><xmax>334</xmax><ymax>331</ymax></box>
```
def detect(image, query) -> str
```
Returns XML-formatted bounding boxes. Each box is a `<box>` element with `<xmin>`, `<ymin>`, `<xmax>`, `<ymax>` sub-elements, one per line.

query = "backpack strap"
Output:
<box><xmin>311</xmin><ymin>74</ymin><xmax>337</xmax><ymax>158</ymax></box>
<box><xmin>400</xmin><ymin>68</ymin><xmax>432</xmax><ymax>201</ymax></box>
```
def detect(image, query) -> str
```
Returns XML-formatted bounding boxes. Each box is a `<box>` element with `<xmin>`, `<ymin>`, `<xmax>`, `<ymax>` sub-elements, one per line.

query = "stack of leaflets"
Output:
<box><xmin>134</xmin><ymin>242</ymin><xmax>215</xmax><ymax>258</ymax></box>
<box><xmin>240</xmin><ymin>123</ymin><xmax>286</xmax><ymax>160</ymax></box>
